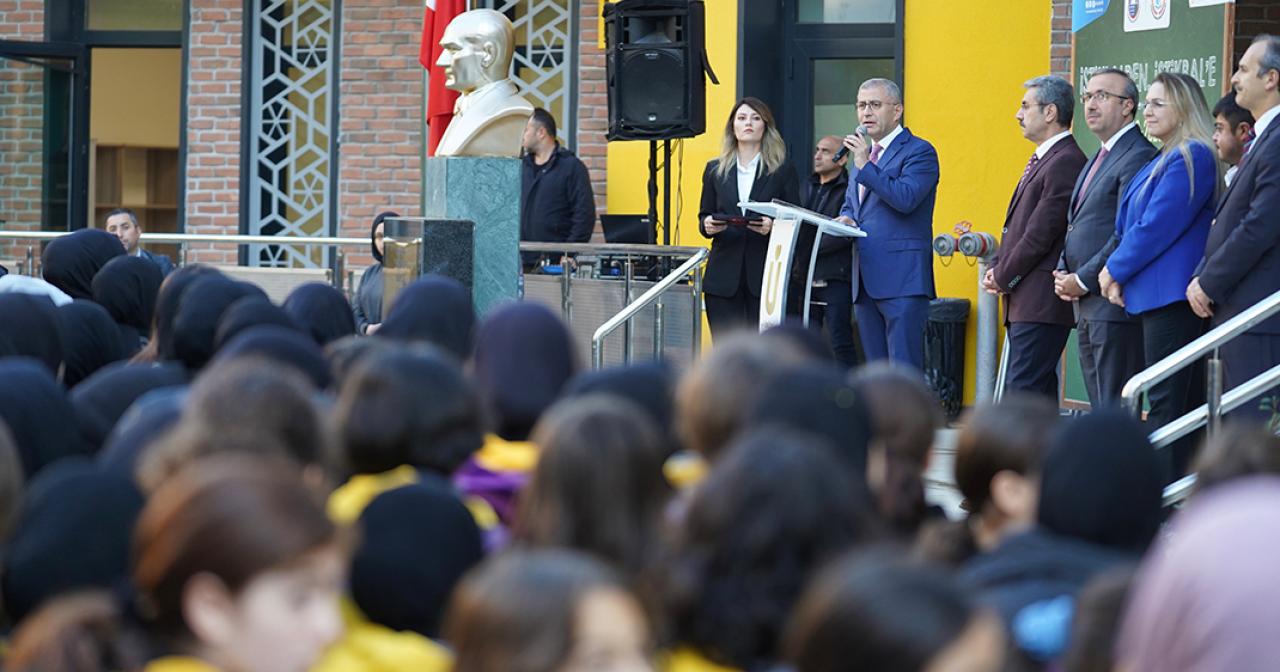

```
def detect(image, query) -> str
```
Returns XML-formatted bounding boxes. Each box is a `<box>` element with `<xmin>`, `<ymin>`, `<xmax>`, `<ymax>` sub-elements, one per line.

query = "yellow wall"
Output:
<box><xmin>89</xmin><ymin>48</ymin><xmax>182</xmax><ymax>147</ymax></box>
<box><xmin>603</xmin><ymin>2</ymin><xmax>1050</xmax><ymax>403</ymax></box>
<box><xmin>904</xmin><ymin>1</ymin><xmax>1049</xmax><ymax>402</ymax></box>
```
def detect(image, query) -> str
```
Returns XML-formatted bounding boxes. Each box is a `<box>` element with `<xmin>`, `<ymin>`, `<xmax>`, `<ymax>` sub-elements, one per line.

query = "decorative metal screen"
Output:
<box><xmin>484</xmin><ymin>0</ymin><xmax>577</xmax><ymax>147</ymax></box>
<box><xmin>246</xmin><ymin>0</ymin><xmax>336</xmax><ymax>268</ymax></box>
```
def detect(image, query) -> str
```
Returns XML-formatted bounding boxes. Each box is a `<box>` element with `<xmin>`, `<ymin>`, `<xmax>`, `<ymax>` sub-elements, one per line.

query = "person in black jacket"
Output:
<box><xmin>790</xmin><ymin>135</ymin><xmax>858</xmax><ymax>367</ymax></box>
<box><xmin>353</xmin><ymin>211</ymin><xmax>396</xmax><ymax>335</ymax></box>
<box><xmin>698</xmin><ymin>97</ymin><xmax>800</xmax><ymax>337</ymax></box>
<box><xmin>520</xmin><ymin>108</ymin><xmax>596</xmax><ymax>246</ymax></box>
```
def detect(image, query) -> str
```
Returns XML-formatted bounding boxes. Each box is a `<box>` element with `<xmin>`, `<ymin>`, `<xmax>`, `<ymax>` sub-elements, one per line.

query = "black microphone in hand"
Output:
<box><xmin>834</xmin><ymin>126</ymin><xmax>867</xmax><ymax>163</ymax></box>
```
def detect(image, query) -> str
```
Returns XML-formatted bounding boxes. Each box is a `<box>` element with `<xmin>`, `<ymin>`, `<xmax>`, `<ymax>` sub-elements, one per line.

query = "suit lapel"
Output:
<box><xmin>1069</xmin><ymin>152</ymin><xmax>1095</xmax><ymax>212</ymax></box>
<box><xmin>856</xmin><ymin>129</ymin><xmax>910</xmax><ymax>219</ymax></box>
<box><xmin>1074</xmin><ymin>131</ymin><xmax>1139</xmax><ymax>213</ymax></box>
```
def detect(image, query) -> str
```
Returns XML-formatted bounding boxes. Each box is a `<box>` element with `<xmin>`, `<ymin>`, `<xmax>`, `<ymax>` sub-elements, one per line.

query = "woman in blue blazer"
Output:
<box><xmin>1100</xmin><ymin>72</ymin><xmax>1220</xmax><ymax>469</ymax></box>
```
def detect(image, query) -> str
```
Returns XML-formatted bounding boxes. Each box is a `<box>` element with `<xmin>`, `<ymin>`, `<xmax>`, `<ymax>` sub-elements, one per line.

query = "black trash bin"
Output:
<box><xmin>924</xmin><ymin>298</ymin><xmax>969</xmax><ymax>420</ymax></box>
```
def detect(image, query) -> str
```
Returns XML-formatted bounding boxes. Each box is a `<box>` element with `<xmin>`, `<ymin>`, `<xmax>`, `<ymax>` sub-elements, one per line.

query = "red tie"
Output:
<box><xmin>859</xmin><ymin>143</ymin><xmax>883</xmax><ymax>203</ymax></box>
<box><xmin>1074</xmin><ymin>147</ymin><xmax>1109</xmax><ymax>213</ymax></box>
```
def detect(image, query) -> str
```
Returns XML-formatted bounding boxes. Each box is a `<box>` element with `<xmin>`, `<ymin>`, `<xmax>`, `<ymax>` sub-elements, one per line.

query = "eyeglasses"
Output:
<box><xmin>856</xmin><ymin>100</ymin><xmax>888</xmax><ymax>112</ymax></box>
<box><xmin>1137</xmin><ymin>99</ymin><xmax>1169</xmax><ymax>112</ymax></box>
<box><xmin>1080</xmin><ymin>90</ymin><xmax>1129</xmax><ymax>105</ymax></box>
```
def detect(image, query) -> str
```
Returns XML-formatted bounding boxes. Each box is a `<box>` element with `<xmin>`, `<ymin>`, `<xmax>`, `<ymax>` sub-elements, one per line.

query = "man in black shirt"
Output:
<box><xmin>792</xmin><ymin>135</ymin><xmax>858</xmax><ymax>367</ymax></box>
<box><xmin>520</xmin><ymin>108</ymin><xmax>596</xmax><ymax>249</ymax></box>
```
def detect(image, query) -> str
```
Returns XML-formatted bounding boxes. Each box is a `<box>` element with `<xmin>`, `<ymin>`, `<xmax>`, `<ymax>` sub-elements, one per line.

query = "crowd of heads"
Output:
<box><xmin>1</xmin><ymin>229</ymin><xmax>1279</xmax><ymax>672</ymax></box>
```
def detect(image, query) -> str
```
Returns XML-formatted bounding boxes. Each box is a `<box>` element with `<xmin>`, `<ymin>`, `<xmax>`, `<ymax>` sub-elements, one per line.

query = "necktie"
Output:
<box><xmin>1019</xmin><ymin>153</ymin><xmax>1040</xmax><ymax>189</ymax></box>
<box><xmin>858</xmin><ymin>143</ymin><xmax>883</xmax><ymax>203</ymax></box>
<box><xmin>1074</xmin><ymin>147</ymin><xmax>1109</xmax><ymax>213</ymax></box>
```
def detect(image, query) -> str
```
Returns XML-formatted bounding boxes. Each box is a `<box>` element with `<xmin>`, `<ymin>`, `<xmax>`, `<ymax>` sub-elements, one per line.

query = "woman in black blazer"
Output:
<box><xmin>698</xmin><ymin>97</ymin><xmax>800</xmax><ymax>338</ymax></box>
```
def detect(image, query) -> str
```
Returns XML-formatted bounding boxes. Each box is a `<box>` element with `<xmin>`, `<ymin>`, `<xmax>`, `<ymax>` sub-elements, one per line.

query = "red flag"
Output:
<box><xmin>420</xmin><ymin>0</ymin><xmax>465</xmax><ymax>156</ymax></box>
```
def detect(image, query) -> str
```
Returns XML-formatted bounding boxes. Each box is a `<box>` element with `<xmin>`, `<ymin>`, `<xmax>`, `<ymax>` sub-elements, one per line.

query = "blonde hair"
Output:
<box><xmin>1143</xmin><ymin>72</ymin><xmax>1222</xmax><ymax>201</ymax></box>
<box><xmin>716</xmin><ymin>97</ymin><xmax>787</xmax><ymax>179</ymax></box>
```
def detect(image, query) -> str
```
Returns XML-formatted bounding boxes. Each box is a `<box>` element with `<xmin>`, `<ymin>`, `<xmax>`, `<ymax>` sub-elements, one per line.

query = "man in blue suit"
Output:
<box><xmin>836</xmin><ymin>78</ymin><xmax>940</xmax><ymax>370</ymax></box>
<box><xmin>104</xmin><ymin>208</ymin><xmax>174</xmax><ymax>277</ymax></box>
<box><xmin>1189</xmin><ymin>34</ymin><xmax>1280</xmax><ymax>420</ymax></box>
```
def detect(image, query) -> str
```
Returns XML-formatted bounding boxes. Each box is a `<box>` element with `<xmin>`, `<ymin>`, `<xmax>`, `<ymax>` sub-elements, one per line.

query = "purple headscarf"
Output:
<box><xmin>1116</xmin><ymin>476</ymin><xmax>1280</xmax><ymax>671</ymax></box>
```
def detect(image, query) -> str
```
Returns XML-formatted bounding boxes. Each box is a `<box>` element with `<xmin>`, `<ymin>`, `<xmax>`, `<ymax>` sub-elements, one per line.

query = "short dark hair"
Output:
<box><xmin>529</xmin><ymin>107</ymin><xmax>557</xmax><ymax>141</ymax></box>
<box><xmin>103</xmin><ymin>207</ymin><xmax>138</xmax><ymax>228</ymax></box>
<box><xmin>1025</xmin><ymin>75</ymin><xmax>1075</xmax><ymax>127</ymax></box>
<box><xmin>335</xmin><ymin>345</ymin><xmax>485</xmax><ymax>476</ymax></box>
<box><xmin>1090</xmin><ymin>67</ymin><xmax>1140</xmax><ymax>117</ymax></box>
<box><xmin>1212</xmin><ymin>90</ymin><xmax>1256</xmax><ymax>128</ymax></box>
<box><xmin>953</xmin><ymin>394</ymin><xmax>1060</xmax><ymax>514</ymax></box>
<box><xmin>785</xmin><ymin>551</ymin><xmax>979</xmax><ymax>672</ymax></box>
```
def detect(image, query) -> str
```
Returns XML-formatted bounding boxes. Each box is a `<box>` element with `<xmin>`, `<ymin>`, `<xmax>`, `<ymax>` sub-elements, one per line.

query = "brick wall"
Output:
<box><xmin>184</xmin><ymin>0</ymin><xmax>244</xmax><ymax>265</ymax></box>
<box><xmin>337</xmin><ymin>0</ymin><xmax>424</xmax><ymax>270</ymax></box>
<box><xmin>1051</xmin><ymin>0</ymin><xmax>1071</xmax><ymax>80</ymax></box>
<box><xmin>577</xmin><ymin>0</ymin><xmax>607</xmax><ymax>218</ymax></box>
<box><xmin>1234</xmin><ymin>1</ymin><xmax>1280</xmax><ymax>66</ymax></box>
<box><xmin>0</xmin><ymin>1</ymin><xmax>44</xmax><ymax>264</ymax></box>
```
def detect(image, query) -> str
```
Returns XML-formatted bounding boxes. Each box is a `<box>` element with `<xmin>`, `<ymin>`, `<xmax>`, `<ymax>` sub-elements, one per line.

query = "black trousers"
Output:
<box><xmin>705</xmin><ymin>289</ymin><xmax>760</xmax><ymax>339</ymax></box>
<box><xmin>1140</xmin><ymin>301</ymin><xmax>1207</xmax><ymax>475</ymax></box>
<box><xmin>1219</xmin><ymin>331</ymin><xmax>1280</xmax><ymax>423</ymax></box>
<box><xmin>1076</xmin><ymin>316</ymin><xmax>1145</xmax><ymax>410</ymax></box>
<box><xmin>810</xmin><ymin>280</ymin><xmax>859</xmax><ymax>369</ymax></box>
<box><xmin>1005</xmin><ymin>322</ymin><xmax>1071</xmax><ymax>401</ymax></box>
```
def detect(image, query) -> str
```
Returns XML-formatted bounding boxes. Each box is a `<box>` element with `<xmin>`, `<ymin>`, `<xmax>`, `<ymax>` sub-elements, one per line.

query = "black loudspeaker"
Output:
<box><xmin>604</xmin><ymin>0</ymin><xmax>717</xmax><ymax>141</ymax></box>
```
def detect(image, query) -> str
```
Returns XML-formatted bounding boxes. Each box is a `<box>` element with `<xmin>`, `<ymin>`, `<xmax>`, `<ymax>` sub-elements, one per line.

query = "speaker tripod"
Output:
<box><xmin>646</xmin><ymin>139</ymin><xmax>673</xmax><ymax>248</ymax></box>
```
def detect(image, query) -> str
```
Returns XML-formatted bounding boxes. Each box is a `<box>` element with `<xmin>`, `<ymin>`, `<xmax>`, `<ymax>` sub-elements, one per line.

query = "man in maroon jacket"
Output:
<box><xmin>984</xmin><ymin>76</ymin><xmax>1087</xmax><ymax>400</ymax></box>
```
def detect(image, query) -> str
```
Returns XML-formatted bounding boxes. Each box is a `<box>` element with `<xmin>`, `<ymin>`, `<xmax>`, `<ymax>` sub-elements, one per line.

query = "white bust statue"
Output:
<box><xmin>434</xmin><ymin>9</ymin><xmax>534</xmax><ymax>157</ymax></box>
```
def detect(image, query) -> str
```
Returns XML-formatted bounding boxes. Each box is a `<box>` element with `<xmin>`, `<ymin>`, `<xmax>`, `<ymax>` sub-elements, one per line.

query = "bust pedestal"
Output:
<box><xmin>381</xmin><ymin>156</ymin><xmax>521</xmax><ymax>317</ymax></box>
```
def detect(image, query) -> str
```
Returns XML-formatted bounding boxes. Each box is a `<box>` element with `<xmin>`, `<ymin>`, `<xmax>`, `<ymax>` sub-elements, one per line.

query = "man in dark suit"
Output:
<box><xmin>984</xmin><ymin>75</ymin><xmax>1086</xmax><ymax>400</ymax></box>
<box><xmin>790</xmin><ymin>135</ymin><xmax>858</xmax><ymax>367</ymax></box>
<box><xmin>1189</xmin><ymin>34</ymin><xmax>1280</xmax><ymax>420</ymax></box>
<box><xmin>836</xmin><ymin>78</ymin><xmax>940</xmax><ymax>370</ymax></box>
<box><xmin>1053</xmin><ymin>68</ymin><xmax>1155</xmax><ymax>409</ymax></box>
<box><xmin>104</xmin><ymin>208</ymin><xmax>174</xmax><ymax>277</ymax></box>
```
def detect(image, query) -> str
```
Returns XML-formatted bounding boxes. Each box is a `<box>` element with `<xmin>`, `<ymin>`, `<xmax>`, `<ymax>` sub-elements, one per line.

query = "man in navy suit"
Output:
<box><xmin>1054</xmin><ymin>69</ymin><xmax>1156</xmax><ymax>408</ymax></box>
<box><xmin>835</xmin><ymin>78</ymin><xmax>940</xmax><ymax>370</ymax></box>
<box><xmin>1189</xmin><ymin>34</ymin><xmax>1280</xmax><ymax>420</ymax></box>
<box><xmin>984</xmin><ymin>76</ymin><xmax>1086</xmax><ymax>400</ymax></box>
<box><xmin>104</xmin><ymin>208</ymin><xmax>174</xmax><ymax>277</ymax></box>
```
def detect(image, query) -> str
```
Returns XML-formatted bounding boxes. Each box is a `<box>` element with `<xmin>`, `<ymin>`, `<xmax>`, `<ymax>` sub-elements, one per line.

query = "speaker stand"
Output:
<box><xmin>647</xmin><ymin>140</ymin><xmax>675</xmax><ymax>275</ymax></box>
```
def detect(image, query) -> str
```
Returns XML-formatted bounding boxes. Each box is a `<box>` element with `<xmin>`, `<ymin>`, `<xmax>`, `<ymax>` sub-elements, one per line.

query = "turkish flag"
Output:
<box><xmin>420</xmin><ymin>0</ymin><xmax>465</xmax><ymax>156</ymax></box>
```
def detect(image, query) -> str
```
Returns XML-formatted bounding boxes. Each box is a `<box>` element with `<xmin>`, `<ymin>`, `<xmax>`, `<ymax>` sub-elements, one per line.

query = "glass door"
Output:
<box><xmin>0</xmin><ymin>41</ymin><xmax>87</xmax><ymax>236</ymax></box>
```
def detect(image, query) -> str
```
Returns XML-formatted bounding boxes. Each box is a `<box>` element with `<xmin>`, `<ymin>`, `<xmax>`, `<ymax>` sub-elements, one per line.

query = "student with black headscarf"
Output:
<box><xmin>40</xmin><ymin>228</ymin><xmax>124</xmax><ymax>300</ymax></box>
<box><xmin>70</xmin><ymin>361</ymin><xmax>189</xmax><ymax>452</ymax></box>
<box><xmin>212</xmin><ymin>295</ymin><xmax>302</xmax><ymax>352</ymax></box>
<box><xmin>960</xmin><ymin>410</ymin><xmax>1166</xmax><ymax>667</ymax></box>
<box><xmin>55</xmin><ymin>300</ymin><xmax>127</xmax><ymax>388</ymax></box>
<box><xmin>456</xmin><ymin>303</ymin><xmax>577</xmax><ymax>529</ymax></box>
<box><xmin>0</xmin><ymin>459</ymin><xmax>144</xmax><ymax>626</ymax></box>
<box><xmin>169</xmin><ymin>275</ymin><xmax>267</xmax><ymax>371</ymax></box>
<box><xmin>283</xmin><ymin>282</ymin><xmax>357</xmax><ymax>346</ymax></box>
<box><xmin>315</xmin><ymin>478</ymin><xmax>483</xmax><ymax>672</ymax></box>
<box><xmin>377</xmin><ymin>274</ymin><xmax>475</xmax><ymax>360</ymax></box>
<box><xmin>212</xmin><ymin>325</ymin><xmax>333</xmax><ymax>390</ymax></box>
<box><xmin>91</xmin><ymin>255</ymin><xmax>163</xmax><ymax>356</ymax></box>
<box><xmin>0</xmin><ymin>293</ymin><xmax>65</xmax><ymax>377</ymax></box>
<box><xmin>0</xmin><ymin>359</ymin><xmax>87</xmax><ymax>477</ymax></box>
<box><xmin>353</xmin><ymin>210</ymin><xmax>397</xmax><ymax>335</ymax></box>
<box><xmin>134</xmin><ymin>264</ymin><xmax>222</xmax><ymax>364</ymax></box>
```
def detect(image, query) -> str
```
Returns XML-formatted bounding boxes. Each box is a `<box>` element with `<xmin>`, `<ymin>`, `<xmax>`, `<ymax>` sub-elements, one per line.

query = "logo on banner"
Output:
<box><xmin>1124</xmin><ymin>0</ymin><xmax>1169</xmax><ymax>32</ymax></box>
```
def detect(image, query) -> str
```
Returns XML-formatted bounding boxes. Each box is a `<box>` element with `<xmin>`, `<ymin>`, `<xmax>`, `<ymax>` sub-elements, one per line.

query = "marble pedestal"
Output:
<box><xmin>423</xmin><ymin>156</ymin><xmax>521</xmax><ymax>316</ymax></box>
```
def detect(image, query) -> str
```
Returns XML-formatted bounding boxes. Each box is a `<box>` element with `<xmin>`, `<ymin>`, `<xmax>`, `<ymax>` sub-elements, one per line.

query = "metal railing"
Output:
<box><xmin>591</xmin><ymin>248</ymin><xmax>707</xmax><ymax>368</ymax></box>
<box><xmin>1119</xmin><ymin>288</ymin><xmax>1280</xmax><ymax>507</ymax></box>
<box><xmin>518</xmin><ymin>242</ymin><xmax>707</xmax><ymax>369</ymax></box>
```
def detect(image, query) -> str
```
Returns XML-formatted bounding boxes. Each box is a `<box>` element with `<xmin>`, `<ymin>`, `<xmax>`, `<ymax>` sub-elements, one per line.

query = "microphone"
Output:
<box><xmin>833</xmin><ymin>125</ymin><xmax>867</xmax><ymax>163</ymax></box>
